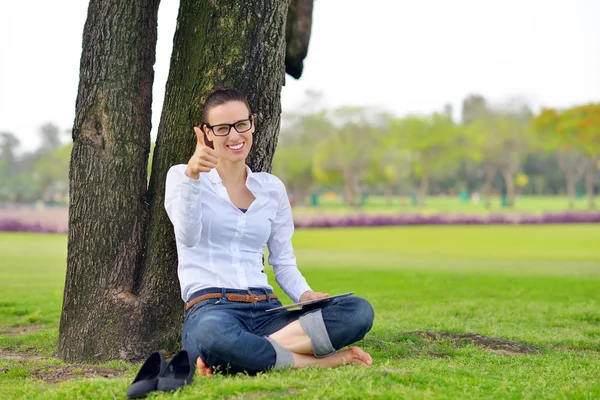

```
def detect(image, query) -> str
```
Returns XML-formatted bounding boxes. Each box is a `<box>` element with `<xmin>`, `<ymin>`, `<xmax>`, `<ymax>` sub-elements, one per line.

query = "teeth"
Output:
<box><xmin>229</xmin><ymin>143</ymin><xmax>243</xmax><ymax>150</ymax></box>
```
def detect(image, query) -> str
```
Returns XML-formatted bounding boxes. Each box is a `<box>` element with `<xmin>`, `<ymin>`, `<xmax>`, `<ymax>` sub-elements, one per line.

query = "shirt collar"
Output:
<box><xmin>206</xmin><ymin>165</ymin><xmax>263</xmax><ymax>189</ymax></box>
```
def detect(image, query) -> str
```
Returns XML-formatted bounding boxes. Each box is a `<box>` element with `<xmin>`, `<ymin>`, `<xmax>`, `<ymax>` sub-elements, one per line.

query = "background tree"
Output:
<box><xmin>393</xmin><ymin>113</ymin><xmax>460</xmax><ymax>206</ymax></box>
<box><xmin>562</xmin><ymin>104</ymin><xmax>600</xmax><ymax>208</ymax></box>
<box><xmin>38</xmin><ymin>122</ymin><xmax>62</xmax><ymax>153</ymax></box>
<box><xmin>313</xmin><ymin>107</ymin><xmax>380</xmax><ymax>207</ymax></box>
<box><xmin>464</xmin><ymin>98</ymin><xmax>531</xmax><ymax>208</ymax></box>
<box><xmin>0</xmin><ymin>132</ymin><xmax>20</xmax><ymax>202</ymax></box>
<box><xmin>273</xmin><ymin>110</ymin><xmax>327</xmax><ymax>205</ymax></box>
<box><xmin>59</xmin><ymin>0</ymin><xmax>312</xmax><ymax>362</ymax></box>
<box><xmin>492</xmin><ymin>102</ymin><xmax>532</xmax><ymax>208</ymax></box>
<box><xmin>364</xmin><ymin>113</ymin><xmax>411</xmax><ymax>205</ymax></box>
<box><xmin>532</xmin><ymin>108</ymin><xmax>587</xmax><ymax>209</ymax></box>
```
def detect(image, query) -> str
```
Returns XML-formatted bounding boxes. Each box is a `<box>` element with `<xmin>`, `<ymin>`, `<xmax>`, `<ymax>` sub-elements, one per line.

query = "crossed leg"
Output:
<box><xmin>194</xmin><ymin>297</ymin><xmax>374</xmax><ymax>376</ymax></box>
<box><xmin>196</xmin><ymin>318</ymin><xmax>371</xmax><ymax>376</ymax></box>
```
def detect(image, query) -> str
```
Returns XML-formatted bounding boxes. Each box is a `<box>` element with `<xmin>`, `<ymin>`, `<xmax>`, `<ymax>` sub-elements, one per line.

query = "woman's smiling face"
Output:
<box><xmin>203</xmin><ymin>100</ymin><xmax>254</xmax><ymax>163</ymax></box>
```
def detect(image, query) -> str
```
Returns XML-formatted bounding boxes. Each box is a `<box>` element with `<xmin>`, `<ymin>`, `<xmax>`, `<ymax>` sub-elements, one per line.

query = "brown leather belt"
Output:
<box><xmin>185</xmin><ymin>292</ymin><xmax>278</xmax><ymax>312</ymax></box>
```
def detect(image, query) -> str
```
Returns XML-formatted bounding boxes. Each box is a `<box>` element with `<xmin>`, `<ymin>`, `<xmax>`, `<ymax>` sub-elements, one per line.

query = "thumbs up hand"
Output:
<box><xmin>185</xmin><ymin>126</ymin><xmax>218</xmax><ymax>180</ymax></box>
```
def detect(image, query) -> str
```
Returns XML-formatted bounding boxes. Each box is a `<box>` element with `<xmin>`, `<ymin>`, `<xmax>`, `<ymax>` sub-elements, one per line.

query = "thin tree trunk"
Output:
<box><xmin>417</xmin><ymin>171</ymin><xmax>429</xmax><ymax>207</ymax></box>
<box><xmin>343</xmin><ymin>169</ymin><xmax>356</xmax><ymax>206</ymax></box>
<box><xmin>500</xmin><ymin>169</ymin><xmax>516</xmax><ymax>208</ymax></box>
<box><xmin>585</xmin><ymin>156</ymin><xmax>596</xmax><ymax>209</ymax></box>
<box><xmin>566</xmin><ymin>171</ymin><xmax>576</xmax><ymax>210</ymax></box>
<box><xmin>384</xmin><ymin>184</ymin><xmax>393</xmax><ymax>206</ymax></box>
<box><xmin>59</xmin><ymin>0</ymin><xmax>159</xmax><ymax>362</ymax></box>
<box><xmin>557</xmin><ymin>151</ymin><xmax>586</xmax><ymax>211</ymax></box>
<box><xmin>483</xmin><ymin>162</ymin><xmax>495</xmax><ymax>209</ymax></box>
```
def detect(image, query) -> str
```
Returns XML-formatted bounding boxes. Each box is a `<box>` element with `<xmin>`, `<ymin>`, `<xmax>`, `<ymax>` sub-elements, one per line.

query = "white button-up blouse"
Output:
<box><xmin>164</xmin><ymin>164</ymin><xmax>312</xmax><ymax>303</ymax></box>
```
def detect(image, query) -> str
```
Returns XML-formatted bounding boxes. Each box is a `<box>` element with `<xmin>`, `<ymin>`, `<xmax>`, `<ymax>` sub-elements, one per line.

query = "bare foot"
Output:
<box><xmin>196</xmin><ymin>357</ymin><xmax>213</xmax><ymax>377</ymax></box>
<box><xmin>323</xmin><ymin>347</ymin><xmax>372</xmax><ymax>367</ymax></box>
<box><xmin>292</xmin><ymin>346</ymin><xmax>373</xmax><ymax>368</ymax></box>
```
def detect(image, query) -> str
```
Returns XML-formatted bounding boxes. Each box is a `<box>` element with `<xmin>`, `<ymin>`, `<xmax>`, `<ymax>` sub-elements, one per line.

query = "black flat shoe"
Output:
<box><xmin>126</xmin><ymin>351</ymin><xmax>166</xmax><ymax>398</ymax></box>
<box><xmin>157</xmin><ymin>349</ymin><xmax>195</xmax><ymax>392</ymax></box>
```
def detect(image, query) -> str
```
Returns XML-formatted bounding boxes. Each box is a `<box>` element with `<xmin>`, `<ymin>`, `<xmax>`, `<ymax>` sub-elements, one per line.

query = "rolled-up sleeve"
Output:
<box><xmin>267</xmin><ymin>182</ymin><xmax>311</xmax><ymax>302</ymax></box>
<box><xmin>164</xmin><ymin>164</ymin><xmax>203</xmax><ymax>248</ymax></box>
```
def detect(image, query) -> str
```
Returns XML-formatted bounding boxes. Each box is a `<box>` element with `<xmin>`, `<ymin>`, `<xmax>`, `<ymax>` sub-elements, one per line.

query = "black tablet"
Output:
<box><xmin>265</xmin><ymin>291</ymin><xmax>355</xmax><ymax>312</ymax></box>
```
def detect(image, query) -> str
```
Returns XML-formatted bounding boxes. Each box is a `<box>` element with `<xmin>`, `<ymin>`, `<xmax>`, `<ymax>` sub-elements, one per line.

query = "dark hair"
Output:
<box><xmin>202</xmin><ymin>86</ymin><xmax>251</xmax><ymax>123</ymax></box>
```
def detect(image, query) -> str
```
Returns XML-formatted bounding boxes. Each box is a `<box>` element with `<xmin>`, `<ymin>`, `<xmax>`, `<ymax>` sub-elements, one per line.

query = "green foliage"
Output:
<box><xmin>1</xmin><ymin>227</ymin><xmax>600</xmax><ymax>399</ymax></box>
<box><xmin>392</xmin><ymin>113</ymin><xmax>461</xmax><ymax>179</ymax></box>
<box><xmin>273</xmin><ymin>111</ymin><xmax>330</xmax><ymax>202</ymax></box>
<box><xmin>0</xmin><ymin>124</ymin><xmax>72</xmax><ymax>203</ymax></box>
<box><xmin>531</xmin><ymin>104</ymin><xmax>599</xmax><ymax>206</ymax></box>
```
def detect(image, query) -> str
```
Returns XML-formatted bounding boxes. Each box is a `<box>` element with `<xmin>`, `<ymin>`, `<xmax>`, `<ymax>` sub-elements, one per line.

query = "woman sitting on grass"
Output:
<box><xmin>164</xmin><ymin>86</ymin><xmax>374</xmax><ymax>376</ymax></box>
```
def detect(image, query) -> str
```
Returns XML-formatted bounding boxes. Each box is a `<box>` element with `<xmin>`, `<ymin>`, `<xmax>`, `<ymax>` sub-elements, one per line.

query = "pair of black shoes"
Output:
<box><xmin>126</xmin><ymin>350</ymin><xmax>195</xmax><ymax>398</ymax></box>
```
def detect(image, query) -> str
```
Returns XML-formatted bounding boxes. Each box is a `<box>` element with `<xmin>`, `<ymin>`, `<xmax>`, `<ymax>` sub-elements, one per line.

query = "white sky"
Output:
<box><xmin>1</xmin><ymin>0</ymin><xmax>599</xmax><ymax>153</ymax></box>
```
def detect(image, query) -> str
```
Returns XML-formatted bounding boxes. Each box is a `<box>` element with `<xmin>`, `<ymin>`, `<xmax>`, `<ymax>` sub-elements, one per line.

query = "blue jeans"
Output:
<box><xmin>181</xmin><ymin>287</ymin><xmax>374</xmax><ymax>375</ymax></box>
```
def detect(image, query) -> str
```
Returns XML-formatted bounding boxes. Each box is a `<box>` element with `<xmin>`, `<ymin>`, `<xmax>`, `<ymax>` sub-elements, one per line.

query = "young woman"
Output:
<box><xmin>164</xmin><ymin>87</ymin><xmax>374</xmax><ymax>376</ymax></box>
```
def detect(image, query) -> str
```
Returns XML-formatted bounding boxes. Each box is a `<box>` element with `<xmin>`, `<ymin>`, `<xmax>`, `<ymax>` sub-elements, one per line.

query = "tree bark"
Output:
<box><xmin>585</xmin><ymin>156</ymin><xmax>597</xmax><ymax>209</ymax></box>
<box><xmin>59</xmin><ymin>0</ymin><xmax>159</xmax><ymax>362</ymax></box>
<box><xmin>141</xmin><ymin>0</ymin><xmax>291</xmax><ymax>360</ymax></box>
<box><xmin>60</xmin><ymin>0</ymin><xmax>293</xmax><ymax>362</ymax></box>
<box><xmin>285</xmin><ymin>0</ymin><xmax>313</xmax><ymax>79</ymax></box>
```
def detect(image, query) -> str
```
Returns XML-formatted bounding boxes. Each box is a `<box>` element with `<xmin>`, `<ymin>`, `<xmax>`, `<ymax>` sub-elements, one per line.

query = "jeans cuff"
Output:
<box><xmin>266</xmin><ymin>337</ymin><xmax>294</xmax><ymax>370</ymax></box>
<box><xmin>299</xmin><ymin>309</ymin><xmax>335</xmax><ymax>357</ymax></box>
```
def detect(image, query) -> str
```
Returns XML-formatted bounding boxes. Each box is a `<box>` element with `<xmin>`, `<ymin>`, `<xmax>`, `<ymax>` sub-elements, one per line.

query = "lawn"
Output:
<box><xmin>1</xmin><ymin>225</ymin><xmax>600</xmax><ymax>399</ymax></box>
<box><xmin>292</xmin><ymin>195</ymin><xmax>594</xmax><ymax>215</ymax></box>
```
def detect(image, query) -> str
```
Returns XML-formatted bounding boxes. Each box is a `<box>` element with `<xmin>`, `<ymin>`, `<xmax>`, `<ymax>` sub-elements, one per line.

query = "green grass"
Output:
<box><xmin>293</xmin><ymin>195</ymin><xmax>594</xmax><ymax>215</ymax></box>
<box><xmin>1</xmin><ymin>225</ymin><xmax>600</xmax><ymax>399</ymax></box>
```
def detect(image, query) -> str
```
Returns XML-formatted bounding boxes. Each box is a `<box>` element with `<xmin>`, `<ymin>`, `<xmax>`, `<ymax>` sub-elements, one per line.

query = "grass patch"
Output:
<box><xmin>1</xmin><ymin>226</ymin><xmax>600</xmax><ymax>399</ymax></box>
<box><xmin>294</xmin><ymin>194</ymin><xmax>594</xmax><ymax>215</ymax></box>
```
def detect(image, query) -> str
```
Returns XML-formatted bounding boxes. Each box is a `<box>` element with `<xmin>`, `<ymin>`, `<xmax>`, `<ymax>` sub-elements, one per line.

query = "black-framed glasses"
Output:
<box><xmin>205</xmin><ymin>115</ymin><xmax>255</xmax><ymax>136</ymax></box>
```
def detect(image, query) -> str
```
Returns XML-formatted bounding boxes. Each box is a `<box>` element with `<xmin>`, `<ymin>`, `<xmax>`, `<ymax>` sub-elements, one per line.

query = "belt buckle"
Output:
<box><xmin>247</xmin><ymin>289</ymin><xmax>260</xmax><ymax>303</ymax></box>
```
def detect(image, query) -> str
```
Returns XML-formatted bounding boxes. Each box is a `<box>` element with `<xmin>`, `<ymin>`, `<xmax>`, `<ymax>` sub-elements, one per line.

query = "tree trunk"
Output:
<box><xmin>483</xmin><ymin>162</ymin><xmax>495</xmax><ymax>209</ymax></box>
<box><xmin>557</xmin><ymin>151</ymin><xmax>586</xmax><ymax>211</ymax></box>
<box><xmin>507</xmin><ymin>173</ymin><xmax>516</xmax><ymax>208</ymax></box>
<box><xmin>343</xmin><ymin>169</ymin><xmax>357</xmax><ymax>207</ymax></box>
<box><xmin>500</xmin><ymin>169</ymin><xmax>516</xmax><ymax>208</ymax></box>
<box><xmin>59</xmin><ymin>0</ymin><xmax>159</xmax><ymax>363</ymax></box>
<box><xmin>285</xmin><ymin>0</ymin><xmax>313</xmax><ymax>79</ymax></box>
<box><xmin>585</xmin><ymin>156</ymin><xmax>596</xmax><ymax>209</ymax></box>
<box><xmin>566</xmin><ymin>171</ymin><xmax>576</xmax><ymax>210</ymax></box>
<box><xmin>417</xmin><ymin>171</ymin><xmax>429</xmax><ymax>207</ymax></box>
<box><xmin>384</xmin><ymin>184</ymin><xmax>393</xmax><ymax>206</ymax></box>
<box><xmin>60</xmin><ymin>0</ymin><xmax>294</xmax><ymax>363</ymax></box>
<box><xmin>142</xmin><ymin>0</ymin><xmax>291</xmax><ymax>360</ymax></box>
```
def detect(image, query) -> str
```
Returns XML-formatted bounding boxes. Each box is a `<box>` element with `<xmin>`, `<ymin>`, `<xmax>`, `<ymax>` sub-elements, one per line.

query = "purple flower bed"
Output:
<box><xmin>0</xmin><ymin>218</ymin><xmax>67</xmax><ymax>234</ymax></box>
<box><xmin>1</xmin><ymin>212</ymin><xmax>599</xmax><ymax>234</ymax></box>
<box><xmin>293</xmin><ymin>212</ymin><xmax>600</xmax><ymax>229</ymax></box>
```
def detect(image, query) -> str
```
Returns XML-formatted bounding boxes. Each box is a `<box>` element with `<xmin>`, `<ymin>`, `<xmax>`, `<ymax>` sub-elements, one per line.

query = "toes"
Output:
<box><xmin>195</xmin><ymin>357</ymin><xmax>214</xmax><ymax>377</ymax></box>
<box><xmin>349</xmin><ymin>347</ymin><xmax>372</xmax><ymax>366</ymax></box>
